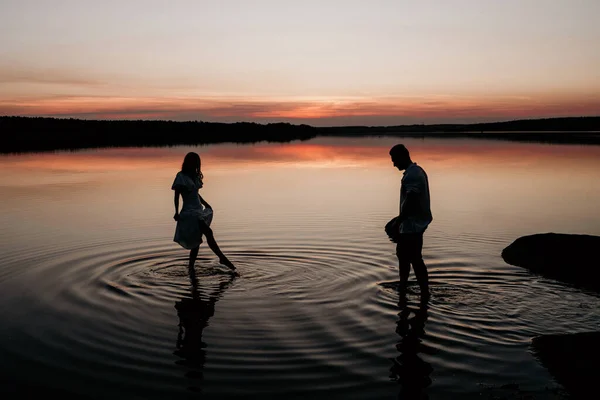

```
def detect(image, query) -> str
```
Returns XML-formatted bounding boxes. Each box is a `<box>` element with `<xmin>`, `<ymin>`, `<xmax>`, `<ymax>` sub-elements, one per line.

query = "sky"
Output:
<box><xmin>1</xmin><ymin>0</ymin><xmax>599</xmax><ymax>126</ymax></box>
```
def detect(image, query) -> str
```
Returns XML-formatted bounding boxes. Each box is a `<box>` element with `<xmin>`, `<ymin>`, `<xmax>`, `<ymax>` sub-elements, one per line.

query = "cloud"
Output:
<box><xmin>1</xmin><ymin>94</ymin><xmax>599</xmax><ymax>126</ymax></box>
<box><xmin>0</xmin><ymin>65</ymin><xmax>105</xmax><ymax>86</ymax></box>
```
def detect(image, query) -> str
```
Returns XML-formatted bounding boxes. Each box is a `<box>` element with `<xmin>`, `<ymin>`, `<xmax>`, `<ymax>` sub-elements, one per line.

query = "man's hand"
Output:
<box><xmin>385</xmin><ymin>216</ymin><xmax>401</xmax><ymax>242</ymax></box>
<box><xmin>385</xmin><ymin>216</ymin><xmax>399</xmax><ymax>231</ymax></box>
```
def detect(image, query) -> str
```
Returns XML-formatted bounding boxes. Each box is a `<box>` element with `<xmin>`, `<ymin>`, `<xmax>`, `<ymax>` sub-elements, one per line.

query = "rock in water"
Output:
<box><xmin>501</xmin><ymin>233</ymin><xmax>600</xmax><ymax>292</ymax></box>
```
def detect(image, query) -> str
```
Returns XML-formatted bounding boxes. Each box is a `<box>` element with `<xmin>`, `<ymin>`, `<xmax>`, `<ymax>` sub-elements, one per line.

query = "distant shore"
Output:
<box><xmin>1</xmin><ymin>116</ymin><xmax>599</xmax><ymax>154</ymax></box>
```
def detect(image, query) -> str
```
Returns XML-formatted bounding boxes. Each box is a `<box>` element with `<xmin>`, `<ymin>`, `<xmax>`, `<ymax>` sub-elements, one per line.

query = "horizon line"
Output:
<box><xmin>2</xmin><ymin>114</ymin><xmax>599</xmax><ymax>129</ymax></box>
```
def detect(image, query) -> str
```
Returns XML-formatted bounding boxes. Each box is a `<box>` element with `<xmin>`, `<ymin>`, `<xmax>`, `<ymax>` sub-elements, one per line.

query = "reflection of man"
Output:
<box><xmin>390</xmin><ymin>303</ymin><xmax>433</xmax><ymax>398</ymax></box>
<box><xmin>389</xmin><ymin>144</ymin><xmax>432</xmax><ymax>301</ymax></box>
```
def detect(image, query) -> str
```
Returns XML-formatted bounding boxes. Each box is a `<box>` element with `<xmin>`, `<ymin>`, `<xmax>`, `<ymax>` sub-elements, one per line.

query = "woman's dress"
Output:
<box><xmin>172</xmin><ymin>172</ymin><xmax>213</xmax><ymax>249</ymax></box>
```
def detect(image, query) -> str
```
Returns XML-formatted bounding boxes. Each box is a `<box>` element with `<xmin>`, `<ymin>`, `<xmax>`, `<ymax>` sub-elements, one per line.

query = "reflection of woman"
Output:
<box><xmin>174</xmin><ymin>292</ymin><xmax>213</xmax><ymax>381</ymax></box>
<box><xmin>172</xmin><ymin>152</ymin><xmax>236</xmax><ymax>272</ymax></box>
<box><xmin>174</xmin><ymin>266</ymin><xmax>235</xmax><ymax>388</ymax></box>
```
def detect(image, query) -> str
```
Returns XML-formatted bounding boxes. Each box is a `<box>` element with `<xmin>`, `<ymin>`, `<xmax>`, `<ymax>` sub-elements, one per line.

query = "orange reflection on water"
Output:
<box><xmin>1</xmin><ymin>137</ymin><xmax>599</xmax><ymax>241</ymax></box>
<box><xmin>1</xmin><ymin>138</ymin><xmax>599</xmax><ymax>177</ymax></box>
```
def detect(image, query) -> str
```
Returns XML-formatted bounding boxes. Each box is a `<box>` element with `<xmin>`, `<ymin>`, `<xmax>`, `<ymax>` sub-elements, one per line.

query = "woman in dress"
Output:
<box><xmin>172</xmin><ymin>152</ymin><xmax>236</xmax><ymax>272</ymax></box>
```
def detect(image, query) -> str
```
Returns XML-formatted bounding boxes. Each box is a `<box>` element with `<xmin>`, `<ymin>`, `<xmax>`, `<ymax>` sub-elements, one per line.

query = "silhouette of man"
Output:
<box><xmin>388</xmin><ymin>144</ymin><xmax>432</xmax><ymax>301</ymax></box>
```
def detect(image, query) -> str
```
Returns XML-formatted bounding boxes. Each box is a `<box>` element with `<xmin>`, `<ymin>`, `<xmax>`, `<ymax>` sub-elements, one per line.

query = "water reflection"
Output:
<box><xmin>173</xmin><ymin>266</ymin><xmax>235</xmax><ymax>393</ymax></box>
<box><xmin>1</xmin><ymin>137</ymin><xmax>600</xmax><ymax>398</ymax></box>
<box><xmin>4</xmin><ymin>137</ymin><xmax>600</xmax><ymax>177</ymax></box>
<box><xmin>390</xmin><ymin>299</ymin><xmax>436</xmax><ymax>399</ymax></box>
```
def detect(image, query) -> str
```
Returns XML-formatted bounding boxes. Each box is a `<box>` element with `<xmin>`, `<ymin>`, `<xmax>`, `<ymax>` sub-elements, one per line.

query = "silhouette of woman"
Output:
<box><xmin>172</xmin><ymin>152</ymin><xmax>236</xmax><ymax>272</ymax></box>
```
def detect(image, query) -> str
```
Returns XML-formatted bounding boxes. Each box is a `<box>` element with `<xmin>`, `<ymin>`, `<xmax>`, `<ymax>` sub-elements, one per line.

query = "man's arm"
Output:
<box><xmin>399</xmin><ymin>171</ymin><xmax>424</xmax><ymax>222</ymax></box>
<box><xmin>398</xmin><ymin>191</ymin><xmax>420</xmax><ymax>222</ymax></box>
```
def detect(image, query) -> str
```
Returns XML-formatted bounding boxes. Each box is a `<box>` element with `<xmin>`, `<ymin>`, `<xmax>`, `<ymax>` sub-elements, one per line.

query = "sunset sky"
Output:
<box><xmin>1</xmin><ymin>0</ymin><xmax>598</xmax><ymax>126</ymax></box>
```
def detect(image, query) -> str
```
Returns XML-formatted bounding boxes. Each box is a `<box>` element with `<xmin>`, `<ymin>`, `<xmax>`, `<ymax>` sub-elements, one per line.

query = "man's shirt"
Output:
<box><xmin>399</xmin><ymin>163</ymin><xmax>432</xmax><ymax>234</ymax></box>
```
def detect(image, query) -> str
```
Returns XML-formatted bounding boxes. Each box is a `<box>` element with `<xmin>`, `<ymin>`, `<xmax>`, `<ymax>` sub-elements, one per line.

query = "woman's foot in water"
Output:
<box><xmin>220</xmin><ymin>257</ymin><xmax>237</xmax><ymax>273</ymax></box>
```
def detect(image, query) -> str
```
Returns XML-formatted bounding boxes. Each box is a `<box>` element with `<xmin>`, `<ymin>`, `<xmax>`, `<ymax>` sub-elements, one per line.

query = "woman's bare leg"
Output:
<box><xmin>189</xmin><ymin>246</ymin><xmax>199</xmax><ymax>269</ymax></box>
<box><xmin>198</xmin><ymin>221</ymin><xmax>236</xmax><ymax>271</ymax></box>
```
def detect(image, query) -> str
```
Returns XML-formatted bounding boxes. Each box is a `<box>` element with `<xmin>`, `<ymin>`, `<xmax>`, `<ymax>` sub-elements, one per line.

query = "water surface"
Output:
<box><xmin>1</xmin><ymin>137</ymin><xmax>599</xmax><ymax>399</ymax></box>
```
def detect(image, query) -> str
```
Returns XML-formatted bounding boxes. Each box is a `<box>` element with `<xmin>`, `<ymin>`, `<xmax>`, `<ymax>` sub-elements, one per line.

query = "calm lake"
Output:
<box><xmin>1</xmin><ymin>137</ymin><xmax>599</xmax><ymax>399</ymax></box>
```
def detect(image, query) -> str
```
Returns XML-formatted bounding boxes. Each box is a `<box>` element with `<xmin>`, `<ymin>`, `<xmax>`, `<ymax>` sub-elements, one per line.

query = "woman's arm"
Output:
<box><xmin>174</xmin><ymin>190</ymin><xmax>180</xmax><ymax>220</ymax></box>
<box><xmin>199</xmin><ymin>194</ymin><xmax>212</xmax><ymax>209</ymax></box>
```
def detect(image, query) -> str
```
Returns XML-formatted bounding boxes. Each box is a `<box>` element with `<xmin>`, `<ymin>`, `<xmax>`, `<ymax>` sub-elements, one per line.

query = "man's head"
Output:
<box><xmin>389</xmin><ymin>144</ymin><xmax>412</xmax><ymax>171</ymax></box>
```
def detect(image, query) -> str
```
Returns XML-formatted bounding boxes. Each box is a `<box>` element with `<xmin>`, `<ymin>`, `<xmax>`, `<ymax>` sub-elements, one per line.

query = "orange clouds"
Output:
<box><xmin>0</xmin><ymin>94</ymin><xmax>599</xmax><ymax>125</ymax></box>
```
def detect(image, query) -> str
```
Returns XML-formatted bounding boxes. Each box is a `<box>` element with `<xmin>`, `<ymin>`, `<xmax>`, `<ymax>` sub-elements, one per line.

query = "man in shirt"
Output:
<box><xmin>388</xmin><ymin>144</ymin><xmax>433</xmax><ymax>302</ymax></box>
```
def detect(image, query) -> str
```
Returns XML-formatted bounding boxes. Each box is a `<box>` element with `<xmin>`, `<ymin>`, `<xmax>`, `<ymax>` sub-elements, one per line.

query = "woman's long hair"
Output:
<box><xmin>181</xmin><ymin>152</ymin><xmax>203</xmax><ymax>183</ymax></box>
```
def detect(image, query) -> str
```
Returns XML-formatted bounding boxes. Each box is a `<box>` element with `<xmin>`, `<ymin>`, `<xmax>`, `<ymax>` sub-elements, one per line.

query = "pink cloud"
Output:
<box><xmin>1</xmin><ymin>94</ymin><xmax>598</xmax><ymax>126</ymax></box>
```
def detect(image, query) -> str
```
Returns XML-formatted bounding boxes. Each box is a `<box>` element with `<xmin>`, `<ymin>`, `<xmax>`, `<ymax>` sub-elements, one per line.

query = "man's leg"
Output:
<box><xmin>396</xmin><ymin>237</ymin><xmax>411</xmax><ymax>296</ymax></box>
<box><xmin>410</xmin><ymin>233</ymin><xmax>430</xmax><ymax>300</ymax></box>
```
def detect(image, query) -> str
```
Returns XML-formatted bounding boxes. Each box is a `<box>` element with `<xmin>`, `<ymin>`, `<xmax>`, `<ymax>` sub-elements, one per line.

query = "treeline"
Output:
<box><xmin>0</xmin><ymin>117</ymin><xmax>317</xmax><ymax>153</ymax></box>
<box><xmin>467</xmin><ymin>116</ymin><xmax>600</xmax><ymax>132</ymax></box>
<box><xmin>317</xmin><ymin>116</ymin><xmax>600</xmax><ymax>134</ymax></box>
<box><xmin>1</xmin><ymin>116</ymin><xmax>599</xmax><ymax>153</ymax></box>
<box><xmin>315</xmin><ymin>116</ymin><xmax>600</xmax><ymax>144</ymax></box>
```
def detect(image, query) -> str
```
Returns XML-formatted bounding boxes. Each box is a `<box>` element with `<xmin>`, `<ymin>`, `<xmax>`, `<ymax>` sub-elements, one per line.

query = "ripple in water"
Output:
<box><xmin>2</xmin><ymin>138</ymin><xmax>600</xmax><ymax>398</ymax></box>
<box><xmin>1</xmin><ymin>230</ymin><xmax>598</xmax><ymax>399</ymax></box>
